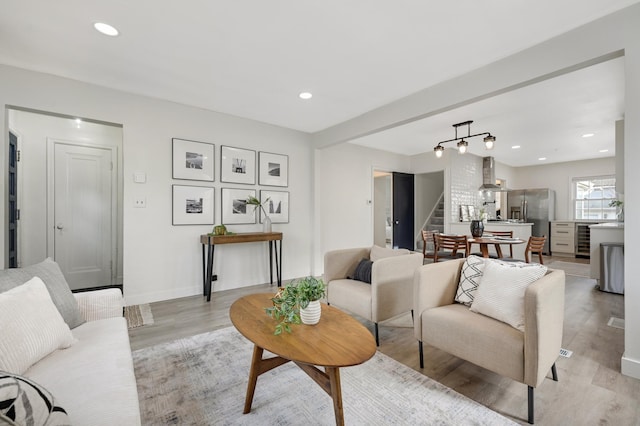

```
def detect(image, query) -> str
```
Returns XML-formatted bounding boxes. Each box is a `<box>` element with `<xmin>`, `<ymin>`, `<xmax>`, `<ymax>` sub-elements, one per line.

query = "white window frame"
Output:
<box><xmin>572</xmin><ymin>175</ymin><xmax>617</xmax><ymax>221</ymax></box>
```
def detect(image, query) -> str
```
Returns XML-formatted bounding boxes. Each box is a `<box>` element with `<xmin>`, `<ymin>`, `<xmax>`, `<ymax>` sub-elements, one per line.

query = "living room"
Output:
<box><xmin>1</xmin><ymin>2</ymin><xmax>640</xmax><ymax>425</ymax></box>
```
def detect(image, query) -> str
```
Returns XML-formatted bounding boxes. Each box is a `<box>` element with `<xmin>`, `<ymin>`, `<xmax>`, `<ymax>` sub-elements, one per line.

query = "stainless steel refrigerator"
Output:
<box><xmin>507</xmin><ymin>189</ymin><xmax>555</xmax><ymax>255</ymax></box>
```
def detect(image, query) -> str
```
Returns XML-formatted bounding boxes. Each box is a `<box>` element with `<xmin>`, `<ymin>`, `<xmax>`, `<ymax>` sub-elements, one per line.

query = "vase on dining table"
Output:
<box><xmin>470</xmin><ymin>220</ymin><xmax>484</xmax><ymax>237</ymax></box>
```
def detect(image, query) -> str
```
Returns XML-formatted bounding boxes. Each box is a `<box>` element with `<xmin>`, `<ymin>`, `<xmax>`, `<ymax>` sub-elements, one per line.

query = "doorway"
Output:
<box><xmin>50</xmin><ymin>141</ymin><xmax>116</xmax><ymax>289</ymax></box>
<box><xmin>7</xmin><ymin>108</ymin><xmax>123</xmax><ymax>290</ymax></box>
<box><xmin>372</xmin><ymin>170</ymin><xmax>415</xmax><ymax>250</ymax></box>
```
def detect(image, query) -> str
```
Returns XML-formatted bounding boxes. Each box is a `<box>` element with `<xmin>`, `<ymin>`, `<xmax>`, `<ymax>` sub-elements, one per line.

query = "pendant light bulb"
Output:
<box><xmin>484</xmin><ymin>135</ymin><xmax>495</xmax><ymax>150</ymax></box>
<box><xmin>457</xmin><ymin>139</ymin><xmax>468</xmax><ymax>154</ymax></box>
<box><xmin>434</xmin><ymin>145</ymin><xmax>444</xmax><ymax>158</ymax></box>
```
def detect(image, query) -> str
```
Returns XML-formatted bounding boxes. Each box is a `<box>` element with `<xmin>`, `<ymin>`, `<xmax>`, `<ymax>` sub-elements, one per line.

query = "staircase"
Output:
<box><xmin>416</xmin><ymin>193</ymin><xmax>445</xmax><ymax>250</ymax></box>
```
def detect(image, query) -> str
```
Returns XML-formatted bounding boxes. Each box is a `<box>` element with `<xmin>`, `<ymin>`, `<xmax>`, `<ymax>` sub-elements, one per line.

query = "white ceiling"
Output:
<box><xmin>350</xmin><ymin>57</ymin><xmax>625</xmax><ymax>167</ymax></box>
<box><xmin>0</xmin><ymin>1</ymin><xmax>635</xmax><ymax>163</ymax></box>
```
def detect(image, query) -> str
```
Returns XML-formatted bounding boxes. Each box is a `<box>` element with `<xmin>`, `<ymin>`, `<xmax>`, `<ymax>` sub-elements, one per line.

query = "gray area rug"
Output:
<box><xmin>547</xmin><ymin>261</ymin><xmax>591</xmax><ymax>278</ymax></box>
<box><xmin>133</xmin><ymin>327</ymin><xmax>515</xmax><ymax>425</ymax></box>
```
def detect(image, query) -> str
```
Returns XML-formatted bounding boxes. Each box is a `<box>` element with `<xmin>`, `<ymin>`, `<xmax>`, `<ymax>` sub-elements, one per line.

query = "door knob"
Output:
<box><xmin>395</xmin><ymin>220</ymin><xmax>399</xmax><ymax>225</ymax></box>
<box><xmin>56</xmin><ymin>224</ymin><xmax>64</xmax><ymax>230</ymax></box>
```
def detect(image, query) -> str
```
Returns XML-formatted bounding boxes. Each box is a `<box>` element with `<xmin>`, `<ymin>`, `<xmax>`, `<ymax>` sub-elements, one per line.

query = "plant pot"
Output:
<box><xmin>470</xmin><ymin>220</ymin><xmax>484</xmax><ymax>237</ymax></box>
<box><xmin>300</xmin><ymin>300</ymin><xmax>321</xmax><ymax>325</ymax></box>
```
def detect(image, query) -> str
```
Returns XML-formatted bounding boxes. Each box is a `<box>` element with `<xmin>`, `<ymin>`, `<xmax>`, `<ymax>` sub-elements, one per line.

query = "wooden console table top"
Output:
<box><xmin>200</xmin><ymin>232</ymin><xmax>283</xmax><ymax>245</ymax></box>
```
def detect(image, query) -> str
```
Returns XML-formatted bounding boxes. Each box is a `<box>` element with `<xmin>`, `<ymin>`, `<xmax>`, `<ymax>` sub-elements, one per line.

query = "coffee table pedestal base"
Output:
<box><xmin>244</xmin><ymin>344</ymin><xmax>345</xmax><ymax>426</ymax></box>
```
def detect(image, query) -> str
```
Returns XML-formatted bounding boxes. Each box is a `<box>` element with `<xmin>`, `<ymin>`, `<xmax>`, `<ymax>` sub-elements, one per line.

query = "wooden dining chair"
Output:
<box><xmin>525</xmin><ymin>235</ymin><xmax>547</xmax><ymax>264</ymax></box>
<box><xmin>421</xmin><ymin>230</ymin><xmax>438</xmax><ymax>260</ymax></box>
<box><xmin>433</xmin><ymin>234</ymin><xmax>468</xmax><ymax>262</ymax></box>
<box><xmin>489</xmin><ymin>230</ymin><xmax>514</xmax><ymax>258</ymax></box>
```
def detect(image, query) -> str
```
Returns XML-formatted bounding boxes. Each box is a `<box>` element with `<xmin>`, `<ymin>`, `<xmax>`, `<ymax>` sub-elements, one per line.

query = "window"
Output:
<box><xmin>573</xmin><ymin>176</ymin><xmax>617</xmax><ymax>220</ymax></box>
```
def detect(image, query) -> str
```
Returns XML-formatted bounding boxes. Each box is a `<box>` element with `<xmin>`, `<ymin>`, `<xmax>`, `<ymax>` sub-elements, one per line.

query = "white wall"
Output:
<box><xmin>510</xmin><ymin>157</ymin><xmax>615</xmax><ymax>220</ymax></box>
<box><xmin>0</xmin><ymin>64</ymin><xmax>313</xmax><ymax>304</ymax></box>
<box><xmin>313</xmin><ymin>142</ymin><xmax>409</xmax><ymax>274</ymax></box>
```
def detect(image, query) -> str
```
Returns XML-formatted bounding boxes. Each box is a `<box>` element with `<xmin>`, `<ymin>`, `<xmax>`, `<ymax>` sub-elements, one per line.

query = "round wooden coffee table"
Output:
<box><xmin>230</xmin><ymin>293</ymin><xmax>376</xmax><ymax>426</ymax></box>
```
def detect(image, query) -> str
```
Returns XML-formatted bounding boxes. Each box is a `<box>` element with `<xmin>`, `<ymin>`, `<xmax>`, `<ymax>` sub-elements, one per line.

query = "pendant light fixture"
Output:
<box><xmin>433</xmin><ymin>120</ymin><xmax>495</xmax><ymax>157</ymax></box>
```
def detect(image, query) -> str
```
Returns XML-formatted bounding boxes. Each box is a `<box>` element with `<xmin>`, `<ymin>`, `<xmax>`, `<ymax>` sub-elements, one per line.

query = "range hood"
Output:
<box><xmin>478</xmin><ymin>156</ymin><xmax>509</xmax><ymax>192</ymax></box>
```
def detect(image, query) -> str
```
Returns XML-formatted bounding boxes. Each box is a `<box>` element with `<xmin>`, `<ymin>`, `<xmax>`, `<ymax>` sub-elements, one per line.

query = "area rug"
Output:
<box><xmin>547</xmin><ymin>260</ymin><xmax>591</xmax><ymax>278</ymax></box>
<box><xmin>132</xmin><ymin>327</ymin><xmax>515</xmax><ymax>425</ymax></box>
<box><xmin>124</xmin><ymin>304</ymin><xmax>154</xmax><ymax>329</ymax></box>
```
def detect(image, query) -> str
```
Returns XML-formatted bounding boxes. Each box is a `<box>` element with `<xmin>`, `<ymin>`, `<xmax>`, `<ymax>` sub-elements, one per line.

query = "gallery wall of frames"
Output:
<box><xmin>171</xmin><ymin>138</ymin><xmax>289</xmax><ymax>226</ymax></box>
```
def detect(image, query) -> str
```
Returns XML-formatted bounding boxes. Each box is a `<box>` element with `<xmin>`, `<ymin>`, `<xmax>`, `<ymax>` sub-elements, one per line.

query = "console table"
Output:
<box><xmin>200</xmin><ymin>232</ymin><xmax>283</xmax><ymax>301</ymax></box>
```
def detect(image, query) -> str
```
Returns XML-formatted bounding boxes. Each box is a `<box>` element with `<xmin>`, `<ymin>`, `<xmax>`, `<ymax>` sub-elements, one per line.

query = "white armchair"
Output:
<box><xmin>324</xmin><ymin>246</ymin><xmax>423</xmax><ymax>346</ymax></box>
<box><xmin>413</xmin><ymin>259</ymin><xmax>565</xmax><ymax>424</ymax></box>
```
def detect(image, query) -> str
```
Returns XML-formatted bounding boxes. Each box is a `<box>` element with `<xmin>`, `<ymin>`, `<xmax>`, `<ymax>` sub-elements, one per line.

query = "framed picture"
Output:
<box><xmin>222</xmin><ymin>188</ymin><xmax>257</xmax><ymax>224</ymax></box>
<box><xmin>220</xmin><ymin>146</ymin><xmax>256</xmax><ymax>184</ymax></box>
<box><xmin>467</xmin><ymin>205</ymin><xmax>476</xmax><ymax>220</ymax></box>
<box><xmin>172</xmin><ymin>185</ymin><xmax>214</xmax><ymax>225</ymax></box>
<box><xmin>258</xmin><ymin>151</ymin><xmax>288</xmax><ymax>187</ymax></box>
<box><xmin>172</xmin><ymin>138</ymin><xmax>215</xmax><ymax>181</ymax></box>
<box><xmin>260</xmin><ymin>190</ymin><xmax>289</xmax><ymax>224</ymax></box>
<box><xmin>460</xmin><ymin>205</ymin><xmax>470</xmax><ymax>221</ymax></box>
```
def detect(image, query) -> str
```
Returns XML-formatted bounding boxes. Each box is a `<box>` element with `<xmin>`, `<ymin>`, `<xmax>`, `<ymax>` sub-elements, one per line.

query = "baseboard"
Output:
<box><xmin>124</xmin><ymin>285</ymin><xmax>199</xmax><ymax>306</ymax></box>
<box><xmin>621</xmin><ymin>352</ymin><xmax>640</xmax><ymax>379</ymax></box>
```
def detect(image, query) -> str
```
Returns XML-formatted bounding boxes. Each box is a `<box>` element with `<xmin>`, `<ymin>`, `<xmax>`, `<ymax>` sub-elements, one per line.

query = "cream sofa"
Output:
<box><xmin>325</xmin><ymin>246</ymin><xmax>423</xmax><ymax>345</ymax></box>
<box><xmin>413</xmin><ymin>258</ymin><xmax>565</xmax><ymax>424</ymax></box>
<box><xmin>0</xmin><ymin>259</ymin><xmax>140</xmax><ymax>425</ymax></box>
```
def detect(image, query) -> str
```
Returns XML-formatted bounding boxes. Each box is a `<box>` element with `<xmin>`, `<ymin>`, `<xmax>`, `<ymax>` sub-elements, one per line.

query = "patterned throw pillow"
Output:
<box><xmin>0</xmin><ymin>371</ymin><xmax>70</xmax><ymax>426</ymax></box>
<box><xmin>470</xmin><ymin>260</ymin><xmax>548</xmax><ymax>331</ymax></box>
<box><xmin>352</xmin><ymin>259</ymin><xmax>373</xmax><ymax>284</ymax></box>
<box><xmin>455</xmin><ymin>256</ymin><xmax>486</xmax><ymax>306</ymax></box>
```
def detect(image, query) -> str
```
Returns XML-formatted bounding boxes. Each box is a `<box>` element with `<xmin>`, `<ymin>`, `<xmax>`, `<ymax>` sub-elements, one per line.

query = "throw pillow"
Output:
<box><xmin>0</xmin><ymin>258</ymin><xmax>84</xmax><ymax>329</ymax></box>
<box><xmin>352</xmin><ymin>259</ymin><xmax>373</xmax><ymax>284</ymax></box>
<box><xmin>369</xmin><ymin>245</ymin><xmax>410</xmax><ymax>262</ymax></box>
<box><xmin>0</xmin><ymin>371</ymin><xmax>70</xmax><ymax>426</ymax></box>
<box><xmin>0</xmin><ymin>277</ymin><xmax>76</xmax><ymax>375</ymax></box>
<box><xmin>470</xmin><ymin>260</ymin><xmax>547</xmax><ymax>331</ymax></box>
<box><xmin>455</xmin><ymin>255</ymin><xmax>486</xmax><ymax>306</ymax></box>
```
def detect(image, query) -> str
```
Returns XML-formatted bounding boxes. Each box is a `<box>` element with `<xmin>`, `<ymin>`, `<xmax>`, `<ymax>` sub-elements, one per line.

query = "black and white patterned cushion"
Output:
<box><xmin>455</xmin><ymin>256</ymin><xmax>486</xmax><ymax>306</ymax></box>
<box><xmin>0</xmin><ymin>371</ymin><xmax>70</xmax><ymax>426</ymax></box>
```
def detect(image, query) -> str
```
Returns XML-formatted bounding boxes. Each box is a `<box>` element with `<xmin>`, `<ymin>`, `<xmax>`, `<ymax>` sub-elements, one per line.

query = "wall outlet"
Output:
<box><xmin>134</xmin><ymin>197</ymin><xmax>146</xmax><ymax>208</ymax></box>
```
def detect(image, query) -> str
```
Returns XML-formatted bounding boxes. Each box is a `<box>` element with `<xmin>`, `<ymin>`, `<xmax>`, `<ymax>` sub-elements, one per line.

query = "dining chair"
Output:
<box><xmin>489</xmin><ymin>230</ymin><xmax>514</xmax><ymax>258</ymax></box>
<box><xmin>501</xmin><ymin>235</ymin><xmax>547</xmax><ymax>265</ymax></box>
<box><xmin>525</xmin><ymin>235</ymin><xmax>547</xmax><ymax>264</ymax></box>
<box><xmin>421</xmin><ymin>230</ymin><xmax>438</xmax><ymax>260</ymax></box>
<box><xmin>433</xmin><ymin>234</ymin><xmax>468</xmax><ymax>262</ymax></box>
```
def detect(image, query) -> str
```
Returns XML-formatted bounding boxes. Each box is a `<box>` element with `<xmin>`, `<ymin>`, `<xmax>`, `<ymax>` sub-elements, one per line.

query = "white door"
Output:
<box><xmin>53</xmin><ymin>143</ymin><xmax>114</xmax><ymax>290</ymax></box>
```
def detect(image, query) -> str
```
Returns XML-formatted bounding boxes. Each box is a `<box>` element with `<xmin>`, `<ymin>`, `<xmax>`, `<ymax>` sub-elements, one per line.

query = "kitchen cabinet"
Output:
<box><xmin>551</xmin><ymin>222</ymin><xmax>575</xmax><ymax>255</ymax></box>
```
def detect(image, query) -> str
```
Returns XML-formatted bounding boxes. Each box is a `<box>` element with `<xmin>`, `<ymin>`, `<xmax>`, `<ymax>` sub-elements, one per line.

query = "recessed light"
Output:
<box><xmin>94</xmin><ymin>22</ymin><xmax>119</xmax><ymax>37</ymax></box>
<box><xmin>299</xmin><ymin>92</ymin><xmax>313</xmax><ymax>100</ymax></box>
<box><xmin>582</xmin><ymin>133</ymin><xmax>595</xmax><ymax>138</ymax></box>
<box><xmin>599</xmin><ymin>149</ymin><xmax>609</xmax><ymax>153</ymax></box>
<box><xmin>511</xmin><ymin>145</ymin><xmax>521</xmax><ymax>149</ymax></box>
<box><xmin>538</xmin><ymin>157</ymin><xmax>547</xmax><ymax>161</ymax></box>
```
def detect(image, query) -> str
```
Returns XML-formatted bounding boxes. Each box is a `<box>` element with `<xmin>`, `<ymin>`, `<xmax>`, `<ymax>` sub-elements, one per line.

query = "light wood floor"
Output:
<box><xmin>129</xmin><ymin>256</ymin><xmax>639</xmax><ymax>425</ymax></box>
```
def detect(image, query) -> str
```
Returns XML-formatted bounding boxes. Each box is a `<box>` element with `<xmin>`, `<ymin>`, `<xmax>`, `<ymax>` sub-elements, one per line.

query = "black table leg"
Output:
<box><xmin>269</xmin><ymin>241</ymin><xmax>274</xmax><ymax>285</ymax></box>
<box><xmin>275</xmin><ymin>239</ymin><xmax>282</xmax><ymax>287</ymax></box>
<box><xmin>202</xmin><ymin>243</ymin><xmax>206</xmax><ymax>296</ymax></box>
<box><xmin>206</xmin><ymin>243</ymin><xmax>215</xmax><ymax>302</ymax></box>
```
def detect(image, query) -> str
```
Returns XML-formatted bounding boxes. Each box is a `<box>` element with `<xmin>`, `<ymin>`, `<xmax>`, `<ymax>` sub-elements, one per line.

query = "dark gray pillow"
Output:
<box><xmin>353</xmin><ymin>258</ymin><xmax>373</xmax><ymax>284</ymax></box>
<box><xmin>0</xmin><ymin>258</ymin><xmax>84</xmax><ymax>329</ymax></box>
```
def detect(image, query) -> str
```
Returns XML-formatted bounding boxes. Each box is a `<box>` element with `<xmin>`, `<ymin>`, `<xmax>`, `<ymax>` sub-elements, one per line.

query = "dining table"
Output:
<box><xmin>468</xmin><ymin>235</ymin><xmax>526</xmax><ymax>258</ymax></box>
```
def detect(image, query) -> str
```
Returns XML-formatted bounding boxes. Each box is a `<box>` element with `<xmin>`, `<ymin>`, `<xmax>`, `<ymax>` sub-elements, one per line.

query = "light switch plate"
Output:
<box><xmin>133</xmin><ymin>172</ymin><xmax>146</xmax><ymax>183</ymax></box>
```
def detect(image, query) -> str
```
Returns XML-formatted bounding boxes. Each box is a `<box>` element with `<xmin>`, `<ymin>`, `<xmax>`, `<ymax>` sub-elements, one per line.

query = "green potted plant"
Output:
<box><xmin>609</xmin><ymin>199</ymin><xmax>624</xmax><ymax>222</ymax></box>
<box><xmin>265</xmin><ymin>276</ymin><xmax>326</xmax><ymax>334</ymax></box>
<box><xmin>246</xmin><ymin>195</ymin><xmax>272</xmax><ymax>232</ymax></box>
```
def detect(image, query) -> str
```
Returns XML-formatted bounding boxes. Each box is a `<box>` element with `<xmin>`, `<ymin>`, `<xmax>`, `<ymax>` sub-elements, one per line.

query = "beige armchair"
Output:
<box><xmin>413</xmin><ymin>258</ymin><xmax>565</xmax><ymax>424</ymax></box>
<box><xmin>324</xmin><ymin>246</ymin><xmax>423</xmax><ymax>346</ymax></box>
